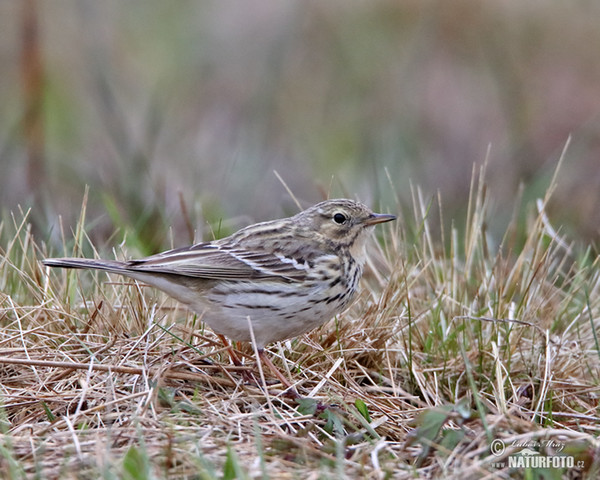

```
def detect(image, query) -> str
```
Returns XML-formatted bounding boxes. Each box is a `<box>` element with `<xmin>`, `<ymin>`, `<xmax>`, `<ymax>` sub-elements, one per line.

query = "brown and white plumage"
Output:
<box><xmin>43</xmin><ymin>199</ymin><xmax>395</xmax><ymax>348</ymax></box>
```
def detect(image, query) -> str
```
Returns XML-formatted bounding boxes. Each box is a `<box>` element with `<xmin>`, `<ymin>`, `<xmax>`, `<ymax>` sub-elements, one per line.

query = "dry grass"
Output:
<box><xmin>1</xmin><ymin>167</ymin><xmax>600</xmax><ymax>479</ymax></box>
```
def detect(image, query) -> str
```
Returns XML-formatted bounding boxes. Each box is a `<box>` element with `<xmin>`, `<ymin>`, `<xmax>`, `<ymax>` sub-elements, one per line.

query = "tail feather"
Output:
<box><xmin>42</xmin><ymin>258</ymin><xmax>128</xmax><ymax>274</ymax></box>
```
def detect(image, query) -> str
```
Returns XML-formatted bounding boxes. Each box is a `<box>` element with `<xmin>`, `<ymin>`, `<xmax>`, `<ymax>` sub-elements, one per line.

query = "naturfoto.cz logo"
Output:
<box><xmin>490</xmin><ymin>439</ymin><xmax>584</xmax><ymax>470</ymax></box>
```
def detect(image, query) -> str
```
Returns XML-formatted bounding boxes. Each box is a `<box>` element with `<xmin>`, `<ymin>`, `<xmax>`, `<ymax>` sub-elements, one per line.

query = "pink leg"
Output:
<box><xmin>217</xmin><ymin>334</ymin><xmax>243</xmax><ymax>366</ymax></box>
<box><xmin>258</xmin><ymin>349</ymin><xmax>298</xmax><ymax>398</ymax></box>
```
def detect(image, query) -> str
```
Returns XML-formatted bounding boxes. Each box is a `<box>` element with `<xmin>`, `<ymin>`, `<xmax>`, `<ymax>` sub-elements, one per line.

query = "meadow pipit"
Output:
<box><xmin>43</xmin><ymin>199</ymin><xmax>395</xmax><ymax>386</ymax></box>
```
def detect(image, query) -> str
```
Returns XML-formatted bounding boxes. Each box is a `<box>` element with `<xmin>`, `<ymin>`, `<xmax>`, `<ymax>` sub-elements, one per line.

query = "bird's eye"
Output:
<box><xmin>333</xmin><ymin>212</ymin><xmax>348</xmax><ymax>224</ymax></box>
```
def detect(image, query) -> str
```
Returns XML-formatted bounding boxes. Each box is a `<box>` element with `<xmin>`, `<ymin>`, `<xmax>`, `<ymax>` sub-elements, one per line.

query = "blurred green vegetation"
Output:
<box><xmin>1</xmin><ymin>0</ymin><xmax>599</xmax><ymax>253</ymax></box>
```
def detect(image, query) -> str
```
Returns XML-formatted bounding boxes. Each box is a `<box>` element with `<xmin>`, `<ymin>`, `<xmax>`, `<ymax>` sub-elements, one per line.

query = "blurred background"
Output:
<box><xmin>1</xmin><ymin>0</ymin><xmax>599</xmax><ymax>254</ymax></box>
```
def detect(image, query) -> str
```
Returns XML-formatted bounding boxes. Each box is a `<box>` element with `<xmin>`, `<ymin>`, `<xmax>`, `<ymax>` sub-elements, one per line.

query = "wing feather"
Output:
<box><xmin>125</xmin><ymin>243</ymin><xmax>309</xmax><ymax>282</ymax></box>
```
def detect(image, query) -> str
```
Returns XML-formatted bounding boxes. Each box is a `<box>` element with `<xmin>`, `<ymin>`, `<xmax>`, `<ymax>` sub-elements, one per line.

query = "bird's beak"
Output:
<box><xmin>364</xmin><ymin>213</ymin><xmax>396</xmax><ymax>226</ymax></box>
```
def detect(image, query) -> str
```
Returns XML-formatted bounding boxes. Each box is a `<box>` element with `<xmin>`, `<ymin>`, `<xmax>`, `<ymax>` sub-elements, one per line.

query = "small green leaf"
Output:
<box><xmin>408</xmin><ymin>405</ymin><xmax>454</xmax><ymax>463</ymax></box>
<box><xmin>223</xmin><ymin>449</ymin><xmax>236</xmax><ymax>480</ymax></box>
<box><xmin>41</xmin><ymin>402</ymin><xmax>56</xmax><ymax>422</ymax></box>
<box><xmin>296</xmin><ymin>398</ymin><xmax>319</xmax><ymax>416</ymax></box>
<box><xmin>122</xmin><ymin>446</ymin><xmax>149</xmax><ymax>480</ymax></box>
<box><xmin>354</xmin><ymin>398</ymin><xmax>371</xmax><ymax>422</ymax></box>
<box><xmin>320</xmin><ymin>409</ymin><xmax>345</xmax><ymax>436</ymax></box>
<box><xmin>412</xmin><ymin>405</ymin><xmax>453</xmax><ymax>444</ymax></box>
<box><xmin>223</xmin><ymin>445</ymin><xmax>247</xmax><ymax>480</ymax></box>
<box><xmin>157</xmin><ymin>387</ymin><xmax>176</xmax><ymax>408</ymax></box>
<box><xmin>439</xmin><ymin>429</ymin><xmax>465</xmax><ymax>455</ymax></box>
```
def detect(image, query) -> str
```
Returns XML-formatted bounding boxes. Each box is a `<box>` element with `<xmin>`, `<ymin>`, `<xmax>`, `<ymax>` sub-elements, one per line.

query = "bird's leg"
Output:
<box><xmin>217</xmin><ymin>334</ymin><xmax>243</xmax><ymax>366</ymax></box>
<box><xmin>217</xmin><ymin>335</ymin><xmax>297</xmax><ymax>396</ymax></box>
<box><xmin>217</xmin><ymin>334</ymin><xmax>258</xmax><ymax>385</ymax></box>
<box><xmin>257</xmin><ymin>349</ymin><xmax>299</xmax><ymax>398</ymax></box>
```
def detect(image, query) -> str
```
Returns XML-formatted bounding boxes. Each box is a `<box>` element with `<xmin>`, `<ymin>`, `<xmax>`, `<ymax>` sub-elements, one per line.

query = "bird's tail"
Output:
<box><xmin>42</xmin><ymin>257</ymin><xmax>129</xmax><ymax>274</ymax></box>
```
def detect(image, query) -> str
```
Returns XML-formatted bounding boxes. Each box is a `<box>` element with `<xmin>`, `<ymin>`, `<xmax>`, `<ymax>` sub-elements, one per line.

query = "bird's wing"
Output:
<box><xmin>125</xmin><ymin>243</ymin><xmax>311</xmax><ymax>282</ymax></box>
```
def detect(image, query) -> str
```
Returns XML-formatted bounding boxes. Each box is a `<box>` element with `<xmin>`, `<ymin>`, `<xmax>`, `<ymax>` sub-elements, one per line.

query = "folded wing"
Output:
<box><xmin>126</xmin><ymin>243</ymin><xmax>310</xmax><ymax>282</ymax></box>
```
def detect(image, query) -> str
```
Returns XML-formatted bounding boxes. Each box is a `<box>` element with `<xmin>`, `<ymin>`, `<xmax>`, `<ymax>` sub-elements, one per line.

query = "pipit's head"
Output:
<box><xmin>295</xmin><ymin>199</ymin><xmax>396</xmax><ymax>255</ymax></box>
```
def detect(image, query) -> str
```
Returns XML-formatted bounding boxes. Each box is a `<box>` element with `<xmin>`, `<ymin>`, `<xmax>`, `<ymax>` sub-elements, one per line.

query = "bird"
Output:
<box><xmin>43</xmin><ymin>199</ymin><xmax>395</xmax><ymax>388</ymax></box>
